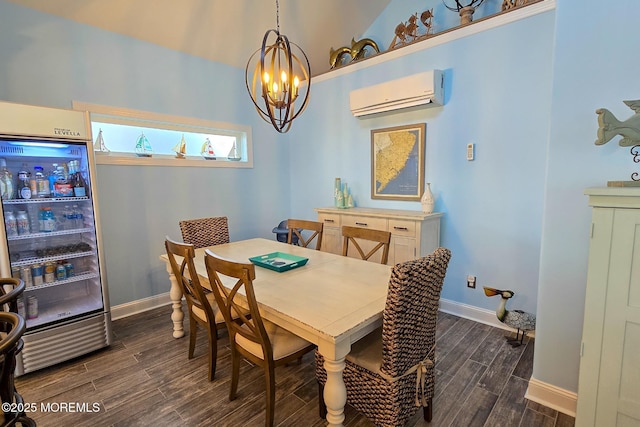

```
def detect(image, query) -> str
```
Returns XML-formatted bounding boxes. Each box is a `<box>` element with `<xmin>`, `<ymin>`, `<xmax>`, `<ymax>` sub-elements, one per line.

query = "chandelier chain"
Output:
<box><xmin>276</xmin><ymin>0</ymin><xmax>280</xmax><ymax>32</ymax></box>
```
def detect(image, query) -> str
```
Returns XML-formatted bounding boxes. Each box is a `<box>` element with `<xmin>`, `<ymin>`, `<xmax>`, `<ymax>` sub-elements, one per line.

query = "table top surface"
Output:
<box><xmin>161</xmin><ymin>238</ymin><xmax>392</xmax><ymax>347</ymax></box>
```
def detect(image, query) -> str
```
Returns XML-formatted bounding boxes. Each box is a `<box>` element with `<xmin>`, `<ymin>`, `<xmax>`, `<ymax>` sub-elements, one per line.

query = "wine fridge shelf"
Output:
<box><xmin>7</xmin><ymin>227</ymin><xmax>95</xmax><ymax>241</ymax></box>
<box><xmin>3</xmin><ymin>196</ymin><xmax>89</xmax><ymax>205</ymax></box>
<box><xmin>23</xmin><ymin>271</ymin><xmax>99</xmax><ymax>292</ymax></box>
<box><xmin>11</xmin><ymin>250</ymin><xmax>95</xmax><ymax>267</ymax></box>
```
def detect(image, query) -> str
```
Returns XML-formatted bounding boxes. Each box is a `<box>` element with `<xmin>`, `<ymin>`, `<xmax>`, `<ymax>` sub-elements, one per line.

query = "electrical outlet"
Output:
<box><xmin>466</xmin><ymin>275</ymin><xmax>476</xmax><ymax>288</ymax></box>
<box><xmin>467</xmin><ymin>143</ymin><xmax>475</xmax><ymax>161</ymax></box>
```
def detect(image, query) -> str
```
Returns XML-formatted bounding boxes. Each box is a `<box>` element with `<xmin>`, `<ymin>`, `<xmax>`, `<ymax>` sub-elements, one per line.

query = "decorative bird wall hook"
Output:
<box><xmin>483</xmin><ymin>286</ymin><xmax>536</xmax><ymax>347</ymax></box>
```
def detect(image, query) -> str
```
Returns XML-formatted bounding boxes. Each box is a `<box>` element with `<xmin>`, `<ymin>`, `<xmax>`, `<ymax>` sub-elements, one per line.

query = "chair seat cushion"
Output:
<box><xmin>346</xmin><ymin>327</ymin><xmax>383</xmax><ymax>374</ymax></box>
<box><xmin>236</xmin><ymin>320</ymin><xmax>312</xmax><ymax>361</ymax></box>
<box><xmin>191</xmin><ymin>292</ymin><xmax>225</xmax><ymax>324</ymax></box>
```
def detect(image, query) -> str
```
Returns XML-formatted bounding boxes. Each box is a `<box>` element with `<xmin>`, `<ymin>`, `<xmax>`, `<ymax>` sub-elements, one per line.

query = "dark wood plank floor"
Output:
<box><xmin>15</xmin><ymin>305</ymin><xmax>575</xmax><ymax>427</ymax></box>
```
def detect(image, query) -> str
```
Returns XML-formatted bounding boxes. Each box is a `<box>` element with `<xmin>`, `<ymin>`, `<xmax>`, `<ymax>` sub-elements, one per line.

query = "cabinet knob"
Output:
<box><xmin>355</xmin><ymin>222</ymin><xmax>368</xmax><ymax>226</ymax></box>
<box><xmin>324</xmin><ymin>219</ymin><xmax>334</xmax><ymax>223</ymax></box>
<box><xmin>394</xmin><ymin>226</ymin><xmax>408</xmax><ymax>231</ymax></box>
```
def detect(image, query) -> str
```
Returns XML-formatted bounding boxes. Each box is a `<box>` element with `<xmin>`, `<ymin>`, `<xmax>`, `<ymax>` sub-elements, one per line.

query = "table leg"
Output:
<box><xmin>165</xmin><ymin>263</ymin><xmax>185</xmax><ymax>338</ymax></box>
<box><xmin>323</xmin><ymin>357</ymin><xmax>347</xmax><ymax>427</ymax></box>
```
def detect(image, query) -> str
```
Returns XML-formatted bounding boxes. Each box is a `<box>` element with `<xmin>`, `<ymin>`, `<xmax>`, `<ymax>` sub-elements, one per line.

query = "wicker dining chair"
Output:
<box><xmin>204</xmin><ymin>250</ymin><xmax>316</xmax><ymax>427</ymax></box>
<box><xmin>342</xmin><ymin>225</ymin><xmax>391</xmax><ymax>264</ymax></box>
<box><xmin>316</xmin><ymin>247</ymin><xmax>452</xmax><ymax>427</ymax></box>
<box><xmin>179</xmin><ymin>216</ymin><xmax>230</xmax><ymax>249</ymax></box>
<box><xmin>286</xmin><ymin>219</ymin><xmax>324</xmax><ymax>250</ymax></box>
<box><xmin>165</xmin><ymin>236</ymin><xmax>227</xmax><ymax>381</ymax></box>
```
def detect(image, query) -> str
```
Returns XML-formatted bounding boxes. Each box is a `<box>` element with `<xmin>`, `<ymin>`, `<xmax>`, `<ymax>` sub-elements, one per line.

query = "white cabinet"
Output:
<box><xmin>577</xmin><ymin>188</ymin><xmax>640</xmax><ymax>426</ymax></box>
<box><xmin>315</xmin><ymin>207</ymin><xmax>442</xmax><ymax>265</ymax></box>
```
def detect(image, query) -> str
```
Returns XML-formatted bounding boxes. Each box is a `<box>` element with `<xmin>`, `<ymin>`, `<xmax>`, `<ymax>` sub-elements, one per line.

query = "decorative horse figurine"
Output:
<box><xmin>483</xmin><ymin>286</ymin><xmax>536</xmax><ymax>347</ymax></box>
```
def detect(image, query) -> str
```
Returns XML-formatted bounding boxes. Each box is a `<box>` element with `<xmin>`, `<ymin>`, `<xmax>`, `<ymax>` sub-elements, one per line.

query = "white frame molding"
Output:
<box><xmin>72</xmin><ymin>101</ymin><xmax>253</xmax><ymax>168</ymax></box>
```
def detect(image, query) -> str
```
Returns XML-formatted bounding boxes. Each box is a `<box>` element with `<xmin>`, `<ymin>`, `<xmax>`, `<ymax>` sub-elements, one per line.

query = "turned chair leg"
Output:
<box><xmin>318</xmin><ymin>382</ymin><xmax>327</xmax><ymax>419</ymax></box>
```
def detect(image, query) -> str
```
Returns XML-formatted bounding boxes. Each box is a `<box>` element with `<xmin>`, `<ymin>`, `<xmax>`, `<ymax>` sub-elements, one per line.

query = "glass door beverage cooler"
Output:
<box><xmin>0</xmin><ymin>101</ymin><xmax>111</xmax><ymax>375</ymax></box>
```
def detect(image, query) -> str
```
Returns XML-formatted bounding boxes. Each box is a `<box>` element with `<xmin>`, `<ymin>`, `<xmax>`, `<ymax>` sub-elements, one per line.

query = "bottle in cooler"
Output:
<box><xmin>48</xmin><ymin>163</ymin><xmax>58</xmax><ymax>195</ymax></box>
<box><xmin>39</xmin><ymin>207</ymin><xmax>56</xmax><ymax>232</ymax></box>
<box><xmin>17</xmin><ymin>165</ymin><xmax>32</xmax><ymax>199</ymax></box>
<box><xmin>72</xmin><ymin>204</ymin><xmax>83</xmax><ymax>228</ymax></box>
<box><xmin>16</xmin><ymin>210</ymin><xmax>30</xmax><ymax>235</ymax></box>
<box><xmin>4</xmin><ymin>211</ymin><xmax>17</xmax><ymax>237</ymax></box>
<box><xmin>34</xmin><ymin>165</ymin><xmax>50</xmax><ymax>198</ymax></box>
<box><xmin>0</xmin><ymin>158</ymin><xmax>13</xmax><ymax>200</ymax></box>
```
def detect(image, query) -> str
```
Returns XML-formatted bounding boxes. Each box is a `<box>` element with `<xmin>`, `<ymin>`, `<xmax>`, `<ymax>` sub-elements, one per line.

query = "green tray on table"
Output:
<box><xmin>249</xmin><ymin>252</ymin><xmax>309</xmax><ymax>272</ymax></box>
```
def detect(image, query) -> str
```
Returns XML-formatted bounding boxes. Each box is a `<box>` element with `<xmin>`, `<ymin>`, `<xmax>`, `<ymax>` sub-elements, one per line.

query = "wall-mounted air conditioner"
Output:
<box><xmin>349</xmin><ymin>70</ymin><xmax>444</xmax><ymax>118</ymax></box>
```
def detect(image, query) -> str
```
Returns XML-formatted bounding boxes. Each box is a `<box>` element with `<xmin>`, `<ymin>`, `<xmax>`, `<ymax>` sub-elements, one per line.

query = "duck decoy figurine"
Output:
<box><xmin>483</xmin><ymin>286</ymin><xmax>536</xmax><ymax>347</ymax></box>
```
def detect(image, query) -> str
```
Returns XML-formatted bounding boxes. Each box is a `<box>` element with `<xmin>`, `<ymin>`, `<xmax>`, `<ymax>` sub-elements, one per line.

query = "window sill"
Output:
<box><xmin>94</xmin><ymin>152</ymin><xmax>253</xmax><ymax>168</ymax></box>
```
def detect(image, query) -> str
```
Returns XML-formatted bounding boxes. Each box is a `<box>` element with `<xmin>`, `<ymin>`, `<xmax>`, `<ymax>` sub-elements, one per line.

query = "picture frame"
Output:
<box><xmin>371</xmin><ymin>123</ymin><xmax>426</xmax><ymax>201</ymax></box>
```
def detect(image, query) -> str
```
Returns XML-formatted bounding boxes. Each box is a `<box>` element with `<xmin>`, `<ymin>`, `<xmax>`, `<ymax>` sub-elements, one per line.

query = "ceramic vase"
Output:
<box><xmin>421</xmin><ymin>183</ymin><xmax>435</xmax><ymax>214</ymax></box>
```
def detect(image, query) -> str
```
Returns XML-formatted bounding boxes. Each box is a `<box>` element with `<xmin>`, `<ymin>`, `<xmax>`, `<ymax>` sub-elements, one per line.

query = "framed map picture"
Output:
<box><xmin>371</xmin><ymin>123</ymin><xmax>426</xmax><ymax>201</ymax></box>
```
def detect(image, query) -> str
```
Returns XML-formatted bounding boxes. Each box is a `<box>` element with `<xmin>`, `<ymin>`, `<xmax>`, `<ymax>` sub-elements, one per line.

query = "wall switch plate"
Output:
<box><xmin>467</xmin><ymin>143</ymin><xmax>475</xmax><ymax>161</ymax></box>
<box><xmin>467</xmin><ymin>275</ymin><xmax>476</xmax><ymax>288</ymax></box>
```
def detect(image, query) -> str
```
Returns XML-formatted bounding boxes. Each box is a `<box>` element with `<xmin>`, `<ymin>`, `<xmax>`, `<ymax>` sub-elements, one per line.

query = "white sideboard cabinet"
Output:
<box><xmin>576</xmin><ymin>188</ymin><xmax>640</xmax><ymax>426</ymax></box>
<box><xmin>315</xmin><ymin>207</ymin><xmax>442</xmax><ymax>265</ymax></box>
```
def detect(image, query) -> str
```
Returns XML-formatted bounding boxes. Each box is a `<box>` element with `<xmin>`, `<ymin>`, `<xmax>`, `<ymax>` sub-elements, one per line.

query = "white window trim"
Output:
<box><xmin>72</xmin><ymin>101</ymin><xmax>253</xmax><ymax>168</ymax></box>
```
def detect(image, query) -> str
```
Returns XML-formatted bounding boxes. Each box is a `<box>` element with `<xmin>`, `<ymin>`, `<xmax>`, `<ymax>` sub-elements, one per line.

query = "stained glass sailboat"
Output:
<box><xmin>135</xmin><ymin>132</ymin><xmax>153</xmax><ymax>157</ymax></box>
<box><xmin>173</xmin><ymin>134</ymin><xmax>187</xmax><ymax>159</ymax></box>
<box><xmin>200</xmin><ymin>138</ymin><xmax>216</xmax><ymax>160</ymax></box>
<box><xmin>94</xmin><ymin>128</ymin><xmax>110</xmax><ymax>153</ymax></box>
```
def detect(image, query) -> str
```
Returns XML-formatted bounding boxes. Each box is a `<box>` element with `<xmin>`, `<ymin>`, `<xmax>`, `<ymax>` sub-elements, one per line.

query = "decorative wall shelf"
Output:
<box><xmin>314</xmin><ymin>0</ymin><xmax>555</xmax><ymax>83</ymax></box>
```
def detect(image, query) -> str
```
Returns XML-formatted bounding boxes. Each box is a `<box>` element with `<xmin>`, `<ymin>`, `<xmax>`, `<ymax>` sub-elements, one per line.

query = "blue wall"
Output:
<box><xmin>289</xmin><ymin>6</ymin><xmax>555</xmax><ymax>319</ymax></box>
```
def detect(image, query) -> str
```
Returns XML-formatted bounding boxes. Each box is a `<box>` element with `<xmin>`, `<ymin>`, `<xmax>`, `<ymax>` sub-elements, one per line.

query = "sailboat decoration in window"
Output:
<box><xmin>201</xmin><ymin>137</ymin><xmax>217</xmax><ymax>160</ymax></box>
<box><xmin>134</xmin><ymin>132</ymin><xmax>153</xmax><ymax>157</ymax></box>
<box><xmin>173</xmin><ymin>134</ymin><xmax>187</xmax><ymax>159</ymax></box>
<box><xmin>94</xmin><ymin>128</ymin><xmax>110</xmax><ymax>154</ymax></box>
<box><xmin>227</xmin><ymin>141</ymin><xmax>241</xmax><ymax>161</ymax></box>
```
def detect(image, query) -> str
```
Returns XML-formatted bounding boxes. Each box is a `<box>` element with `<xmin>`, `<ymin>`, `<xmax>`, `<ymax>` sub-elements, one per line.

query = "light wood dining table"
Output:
<box><xmin>160</xmin><ymin>237</ymin><xmax>391</xmax><ymax>427</ymax></box>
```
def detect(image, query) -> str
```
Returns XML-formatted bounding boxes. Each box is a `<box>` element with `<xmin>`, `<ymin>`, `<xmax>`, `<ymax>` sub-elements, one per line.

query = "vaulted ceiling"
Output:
<box><xmin>5</xmin><ymin>0</ymin><xmax>392</xmax><ymax>76</ymax></box>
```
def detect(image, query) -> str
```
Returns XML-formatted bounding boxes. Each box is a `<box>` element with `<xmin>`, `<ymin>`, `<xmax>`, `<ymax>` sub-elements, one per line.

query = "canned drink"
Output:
<box><xmin>31</xmin><ymin>263</ymin><xmax>43</xmax><ymax>286</ymax></box>
<box><xmin>44</xmin><ymin>262</ymin><xmax>56</xmax><ymax>283</ymax></box>
<box><xmin>20</xmin><ymin>266</ymin><xmax>32</xmax><ymax>287</ymax></box>
<box><xmin>26</xmin><ymin>296</ymin><xmax>38</xmax><ymax>319</ymax></box>
<box><xmin>16</xmin><ymin>297</ymin><xmax>26</xmax><ymax>318</ymax></box>
<box><xmin>56</xmin><ymin>263</ymin><xmax>67</xmax><ymax>280</ymax></box>
<box><xmin>64</xmin><ymin>262</ymin><xmax>74</xmax><ymax>277</ymax></box>
<box><xmin>11</xmin><ymin>266</ymin><xmax>21</xmax><ymax>279</ymax></box>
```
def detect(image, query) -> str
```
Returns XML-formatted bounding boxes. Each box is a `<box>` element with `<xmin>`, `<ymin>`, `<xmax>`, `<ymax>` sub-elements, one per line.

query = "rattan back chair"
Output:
<box><xmin>342</xmin><ymin>225</ymin><xmax>391</xmax><ymax>264</ymax></box>
<box><xmin>179</xmin><ymin>216</ymin><xmax>230</xmax><ymax>249</ymax></box>
<box><xmin>204</xmin><ymin>250</ymin><xmax>316</xmax><ymax>427</ymax></box>
<box><xmin>286</xmin><ymin>219</ymin><xmax>324</xmax><ymax>250</ymax></box>
<box><xmin>316</xmin><ymin>247</ymin><xmax>452</xmax><ymax>426</ymax></box>
<box><xmin>165</xmin><ymin>236</ymin><xmax>227</xmax><ymax>381</ymax></box>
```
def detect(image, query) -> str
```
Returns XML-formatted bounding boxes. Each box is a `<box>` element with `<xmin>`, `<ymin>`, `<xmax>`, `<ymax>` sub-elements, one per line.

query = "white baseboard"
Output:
<box><xmin>111</xmin><ymin>292</ymin><xmax>172</xmax><ymax>320</ymax></box>
<box><xmin>438</xmin><ymin>298</ymin><xmax>536</xmax><ymax>338</ymax></box>
<box><xmin>439</xmin><ymin>297</ymin><xmax>510</xmax><ymax>330</ymax></box>
<box><xmin>525</xmin><ymin>377</ymin><xmax>577</xmax><ymax>417</ymax></box>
